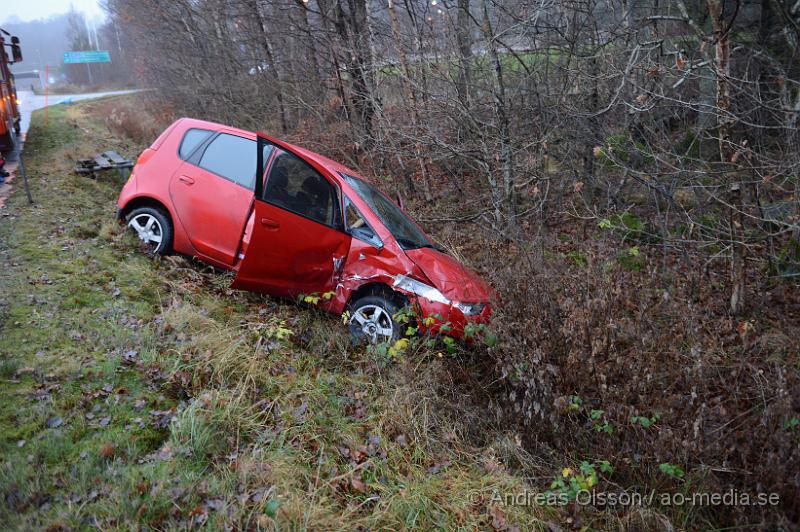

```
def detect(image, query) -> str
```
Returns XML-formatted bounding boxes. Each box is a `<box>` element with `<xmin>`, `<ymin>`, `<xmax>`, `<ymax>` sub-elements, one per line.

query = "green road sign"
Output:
<box><xmin>63</xmin><ymin>50</ymin><xmax>111</xmax><ymax>64</ymax></box>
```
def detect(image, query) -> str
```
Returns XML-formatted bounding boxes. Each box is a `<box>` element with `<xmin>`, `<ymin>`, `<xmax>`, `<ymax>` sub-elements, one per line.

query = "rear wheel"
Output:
<box><xmin>347</xmin><ymin>295</ymin><xmax>402</xmax><ymax>344</ymax></box>
<box><xmin>126</xmin><ymin>206</ymin><xmax>173</xmax><ymax>255</ymax></box>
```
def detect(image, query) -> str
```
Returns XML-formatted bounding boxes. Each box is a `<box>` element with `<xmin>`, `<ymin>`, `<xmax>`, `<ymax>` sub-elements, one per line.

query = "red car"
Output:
<box><xmin>117</xmin><ymin>118</ymin><xmax>492</xmax><ymax>342</ymax></box>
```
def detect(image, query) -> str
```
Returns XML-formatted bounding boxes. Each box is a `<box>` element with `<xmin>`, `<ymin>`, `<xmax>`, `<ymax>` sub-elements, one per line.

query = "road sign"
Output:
<box><xmin>63</xmin><ymin>51</ymin><xmax>111</xmax><ymax>64</ymax></box>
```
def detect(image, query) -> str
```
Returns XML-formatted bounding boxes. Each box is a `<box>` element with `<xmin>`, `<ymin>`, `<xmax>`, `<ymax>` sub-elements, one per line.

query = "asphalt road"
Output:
<box><xmin>1</xmin><ymin>89</ymin><xmax>140</xmax><ymax>209</ymax></box>
<box><xmin>16</xmin><ymin>89</ymin><xmax>142</xmax><ymax>138</ymax></box>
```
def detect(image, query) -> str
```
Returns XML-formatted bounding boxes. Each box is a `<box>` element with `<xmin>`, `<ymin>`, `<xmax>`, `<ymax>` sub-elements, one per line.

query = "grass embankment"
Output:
<box><xmin>0</xmin><ymin>99</ymin><xmax>548</xmax><ymax>529</ymax></box>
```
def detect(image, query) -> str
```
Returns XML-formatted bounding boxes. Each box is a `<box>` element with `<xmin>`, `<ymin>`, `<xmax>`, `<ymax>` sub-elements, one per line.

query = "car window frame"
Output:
<box><xmin>177</xmin><ymin>127</ymin><xmax>215</xmax><ymax>162</ymax></box>
<box><xmin>340</xmin><ymin>172</ymin><xmax>433</xmax><ymax>250</ymax></box>
<box><xmin>344</xmin><ymin>195</ymin><xmax>383</xmax><ymax>248</ymax></box>
<box><xmin>185</xmin><ymin>131</ymin><xmax>271</xmax><ymax>192</ymax></box>
<box><xmin>259</xmin><ymin>146</ymin><xmax>345</xmax><ymax>233</ymax></box>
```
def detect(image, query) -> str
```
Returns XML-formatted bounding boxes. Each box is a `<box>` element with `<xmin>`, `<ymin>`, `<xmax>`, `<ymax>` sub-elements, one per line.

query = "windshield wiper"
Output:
<box><xmin>396</xmin><ymin>238</ymin><xmax>424</xmax><ymax>250</ymax></box>
<box><xmin>397</xmin><ymin>238</ymin><xmax>443</xmax><ymax>252</ymax></box>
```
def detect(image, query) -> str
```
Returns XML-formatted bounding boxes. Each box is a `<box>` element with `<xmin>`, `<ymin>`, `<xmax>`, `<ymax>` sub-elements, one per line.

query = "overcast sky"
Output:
<box><xmin>0</xmin><ymin>0</ymin><xmax>105</xmax><ymax>24</ymax></box>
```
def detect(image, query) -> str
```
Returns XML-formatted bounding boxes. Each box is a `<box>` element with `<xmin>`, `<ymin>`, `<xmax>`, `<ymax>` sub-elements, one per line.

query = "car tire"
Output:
<box><xmin>125</xmin><ymin>206</ymin><xmax>173</xmax><ymax>256</ymax></box>
<box><xmin>347</xmin><ymin>294</ymin><xmax>403</xmax><ymax>345</ymax></box>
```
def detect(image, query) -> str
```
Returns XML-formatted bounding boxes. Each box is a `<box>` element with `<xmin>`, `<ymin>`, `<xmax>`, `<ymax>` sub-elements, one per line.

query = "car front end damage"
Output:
<box><xmin>326</xmin><ymin>237</ymin><xmax>493</xmax><ymax>341</ymax></box>
<box><xmin>391</xmin><ymin>273</ymin><xmax>492</xmax><ymax>338</ymax></box>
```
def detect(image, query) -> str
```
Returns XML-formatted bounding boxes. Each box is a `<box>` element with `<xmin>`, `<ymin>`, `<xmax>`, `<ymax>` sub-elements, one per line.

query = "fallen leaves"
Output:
<box><xmin>427</xmin><ymin>460</ymin><xmax>451</xmax><ymax>474</ymax></box>
<box><xmin>148</xmin><ymin>408</ymin><xmax>176</xmax><ymax>429</ymax></box>
<box><xmin>350</xmin><ymin>477</ymin><xmax>367</xmax><ymax>492</ymax></box>
<box><xmin>99</xmin><ymin>442</ymin><xmax>116</xmax><ymax>458</ymax></box>
<box><xmin>122</xmin><ymin>349</ymin><xmax>139</xmax><ymax>365</ymax></box>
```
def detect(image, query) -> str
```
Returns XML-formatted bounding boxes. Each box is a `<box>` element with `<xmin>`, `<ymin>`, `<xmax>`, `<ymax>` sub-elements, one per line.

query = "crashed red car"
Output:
<box><xmin>117</xmin><ymin>118</ymin><xmax>492</xmax><ymax>342</ymax></box>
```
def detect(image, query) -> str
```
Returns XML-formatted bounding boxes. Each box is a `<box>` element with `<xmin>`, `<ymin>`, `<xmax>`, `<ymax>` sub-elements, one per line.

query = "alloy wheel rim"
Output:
<box><xmin>350</xmin><ymin>304</ymin><xmax>394</xmax><ymax>343</ymax></box>
<box><xmin>128</xmin><ymin>213</ymin><xmax>163</xmax><ymax>249</ymax></box>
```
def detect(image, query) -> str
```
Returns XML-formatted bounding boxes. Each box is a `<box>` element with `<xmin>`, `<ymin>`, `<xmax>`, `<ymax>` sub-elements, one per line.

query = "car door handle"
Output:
<box><xmin>178</xmin><ymin>175</ymin><xmax>195</xmax><ymax>185</ymax></box>
<box><xmin>260</xmin><ymin>218</ymin><xmax>280</xmax><ymax>229</ymax></box>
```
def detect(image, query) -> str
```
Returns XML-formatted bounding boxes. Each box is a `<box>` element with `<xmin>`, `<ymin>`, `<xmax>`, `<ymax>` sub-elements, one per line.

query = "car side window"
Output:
<box><xmin>198</xmin><ymin>133</ymin><xmax>265</xmax><ymax>190</ymax></box>
<box><xmin>345</xmin><ymin>198</ymin><xmax>382</xmax><ymax>247</ymax></box>
<box><xmin>264</xmin><ymin>151</ymin><xmax>341</xmax><ymax>228</ymax></box>
<box><xmin>179</xmin><ymin>128</ymin><xmax>213</xmax><ymax>160</ymax></box>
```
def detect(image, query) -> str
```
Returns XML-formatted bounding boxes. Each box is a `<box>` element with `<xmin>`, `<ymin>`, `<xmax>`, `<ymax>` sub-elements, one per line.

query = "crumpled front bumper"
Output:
<box><xmin>411</xmin><ymin>293</ymin><xmax>492</xmax><ymax>339</ymax></box>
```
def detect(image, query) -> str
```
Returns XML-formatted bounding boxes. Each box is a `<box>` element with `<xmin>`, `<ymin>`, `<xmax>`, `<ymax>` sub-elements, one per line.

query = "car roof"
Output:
<box><xmin>173</xmin><ymin>117</ymin><xmax>368</xmax><ymax>183</ymax></box>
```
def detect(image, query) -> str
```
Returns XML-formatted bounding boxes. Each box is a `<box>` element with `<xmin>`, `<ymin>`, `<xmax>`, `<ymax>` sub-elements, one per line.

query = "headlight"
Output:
<box><xmin>393</xmin><ymin>275</ymin><xmax>450</xmax><ymax>305</ymax></box>
<box><xmin>454</xmin><ymin>302</ymin><xmax>485</xmax><ymax>316</ymax></box>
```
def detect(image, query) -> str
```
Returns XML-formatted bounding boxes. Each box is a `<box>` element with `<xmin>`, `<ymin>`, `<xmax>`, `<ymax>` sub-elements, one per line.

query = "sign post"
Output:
<box><xmin>63</xmin><ymin>51</ymin><xmax>111</xmax><ymax>86</ymax></box>
<box><xmin>62</xmin><ymin>51</ymin><xmax>112</xmax><ymax>64</ymax></box>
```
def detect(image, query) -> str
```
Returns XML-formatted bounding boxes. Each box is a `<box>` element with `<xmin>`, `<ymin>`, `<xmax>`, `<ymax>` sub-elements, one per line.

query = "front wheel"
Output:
<box><xmin>347</xmin><ymin>295</ymin><xmax>402</xmax><ymax>344</ymax></box>
<box><xmin>125</xmin><ymin>206</ymin><xmax>173</xmax><ymax>255</ymax></box>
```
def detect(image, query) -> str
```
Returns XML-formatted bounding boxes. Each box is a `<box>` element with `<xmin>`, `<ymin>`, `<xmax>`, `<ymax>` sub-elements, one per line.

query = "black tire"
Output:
<box><xmin>347</xmin><ymin>294</ymin><xmax>403</xmax><ymax>344</ymax></box>
<box><xmin>125</xmin><ymin>206</ymin><xmax>173</xmax><ymax>255</ymax></box>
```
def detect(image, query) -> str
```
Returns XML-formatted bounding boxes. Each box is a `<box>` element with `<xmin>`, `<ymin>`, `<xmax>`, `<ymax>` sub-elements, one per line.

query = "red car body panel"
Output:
<box><xmin>169</xmin><ymin>160</ymin><xmax>253</xmax><ymax>265</ymax></box>
<box><xmin>231</xmin><ymin>198</ymin><xmax>351</xmax><ymax>296</ymax></box>
<box><xmin>404</xmin><ymin>248</ymin><xmax>493</xmax><ymax>303</ymax></box>
<box><xmin>117</xmin><ymin>119</ymin><xmax>494</xmax><ymax>339</ymax></box>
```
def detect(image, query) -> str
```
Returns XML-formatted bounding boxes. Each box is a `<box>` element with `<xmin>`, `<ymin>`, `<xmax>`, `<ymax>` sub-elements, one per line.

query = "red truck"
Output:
<box><xmin>0</xmin><ymin>28</ymin><xmax>22</xmax><ymax>153</ymax></box>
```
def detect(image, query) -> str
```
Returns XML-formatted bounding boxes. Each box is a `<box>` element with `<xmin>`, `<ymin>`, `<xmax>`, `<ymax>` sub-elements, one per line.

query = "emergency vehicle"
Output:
<box><xmin>0</xmin><ymin>28</ymin><xmax>23</xmax><ymax>153</ymax></box>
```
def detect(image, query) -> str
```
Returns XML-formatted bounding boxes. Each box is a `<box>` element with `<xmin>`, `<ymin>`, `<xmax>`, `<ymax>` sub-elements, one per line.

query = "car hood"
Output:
<box><xmin>404</xmin><ymin>248</ymin><xmax>492</xmax><ymax>303</ymax></box>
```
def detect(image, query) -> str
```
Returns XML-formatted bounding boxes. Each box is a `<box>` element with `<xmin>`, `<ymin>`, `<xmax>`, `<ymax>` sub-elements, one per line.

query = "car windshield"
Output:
<box><xmin>342</xmin><ymin>174</ymin><xmax>433</xmax><ymax>250</ymax></box>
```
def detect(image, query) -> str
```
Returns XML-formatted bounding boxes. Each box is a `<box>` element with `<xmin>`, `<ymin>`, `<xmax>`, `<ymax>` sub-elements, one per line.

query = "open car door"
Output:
<box><xmin>231</xmin><ymin>133</ymin><xmax>351</xmax><ymax>299</ymax></box>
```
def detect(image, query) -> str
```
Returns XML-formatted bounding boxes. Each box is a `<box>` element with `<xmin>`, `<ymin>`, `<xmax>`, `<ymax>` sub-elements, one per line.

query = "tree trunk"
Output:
<box><xmin>707</xmin><ymin>0</ymin><xmax>746</xmax><ymax>315</ymax></box>
<box><xmin>387</xmin><ymin>0</ymin><xmax>433</xmax><ymax>202</ymax></box>
<box><xmin>456</xmin><ymin>0</ymin><xmax>473</xmax><ymax>109</ymax></box>
<box><xmin>253</xmin><ymin>0</ymin><xmax>289</xmax><ymax>133</ymax></box>
<box><xmin>344</xmin><ymin>0</ymin><xmax>377</xmax><ymax>141</ymax></box>
<box><xmin>480</xmin><ymin>0</ymin><xmax>515</xmax><ymax>227</ymax></box>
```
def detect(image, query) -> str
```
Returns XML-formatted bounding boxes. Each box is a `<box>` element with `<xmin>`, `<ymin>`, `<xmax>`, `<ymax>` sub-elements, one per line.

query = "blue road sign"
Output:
<box><xmin>63</xmin><ymin>50</ymin><xmax>111</xmax><ymax>64</ymax></box>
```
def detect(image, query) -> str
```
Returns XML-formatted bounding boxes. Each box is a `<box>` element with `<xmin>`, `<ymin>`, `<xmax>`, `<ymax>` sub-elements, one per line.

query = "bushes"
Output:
<box><xmin>463</xmin><ymin>229</ymin><xmax>800</xmax><ymax>526</ymax></box>
<box><xmin>91</xmin><ymin>96</ymin><xmax>170</xmax><ymax>146</ymax></box>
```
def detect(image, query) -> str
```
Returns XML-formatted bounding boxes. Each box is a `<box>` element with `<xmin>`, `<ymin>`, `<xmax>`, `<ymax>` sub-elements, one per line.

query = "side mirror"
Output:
<box><xmin>11</xmin><ymin>37</ymin><xmax>22</xmax><ymax>63</ymax></box>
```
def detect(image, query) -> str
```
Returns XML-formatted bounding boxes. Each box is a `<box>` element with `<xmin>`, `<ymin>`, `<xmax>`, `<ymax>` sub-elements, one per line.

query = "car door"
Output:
<box><xmin>232</xmin><ymin>135</ymin><xmax>351</xmax><ymax>298</ymax></box>
<box><xmin>168</xmin><ymin>130</ymin><xmax>260</xmax><ymax>266</ymax></box>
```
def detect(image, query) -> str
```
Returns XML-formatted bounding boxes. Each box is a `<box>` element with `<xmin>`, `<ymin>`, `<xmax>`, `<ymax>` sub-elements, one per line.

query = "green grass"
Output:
<box><xmin>0</xmin><ymin>98</ymin><xmax>550</xmax><ymax>529</ymax></box>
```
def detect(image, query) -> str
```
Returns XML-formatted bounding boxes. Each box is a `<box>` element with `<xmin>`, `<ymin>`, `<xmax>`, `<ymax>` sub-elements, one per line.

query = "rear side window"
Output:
<box><xmin>198</xmin><ymin>133</ymin><xmax>265</xmax><ymax>189</ymax></box>
<box><xmin>179</xmin><ymin>128</ymin><xmax>213</xmax><ymax>160</ymax></box>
